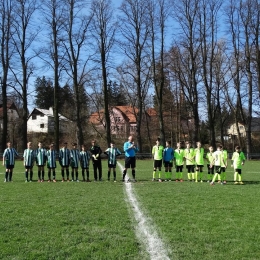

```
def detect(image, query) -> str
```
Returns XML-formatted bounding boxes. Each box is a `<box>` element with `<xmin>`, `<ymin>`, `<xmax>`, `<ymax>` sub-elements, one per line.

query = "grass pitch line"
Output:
<box><xmin>118</xmin><ymin>162</ymin><xmax>171</xmax><ymax>260</ymax></box>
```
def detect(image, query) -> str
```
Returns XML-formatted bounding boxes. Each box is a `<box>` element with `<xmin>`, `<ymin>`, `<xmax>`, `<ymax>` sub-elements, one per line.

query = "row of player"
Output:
<box><xmin>2</xmin><ymin>140</ymin><xmax>120</xmax><ymax>183</ymax></box>
<box><xmin>151</xmin><ymin>139</ymin><xmax>246</xmax><ymax>185</ymax></box>
<box><xmin>2</xmin><ymin>138</ymin><xmax>246</xmax><ymax>185</ymax></box>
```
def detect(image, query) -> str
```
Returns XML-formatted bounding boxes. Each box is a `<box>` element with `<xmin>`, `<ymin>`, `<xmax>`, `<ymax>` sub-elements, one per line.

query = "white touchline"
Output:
<box><xmin>118</xmin><ymin>162</ymin><xmax>171</xmax><ymax>260</ymax></box>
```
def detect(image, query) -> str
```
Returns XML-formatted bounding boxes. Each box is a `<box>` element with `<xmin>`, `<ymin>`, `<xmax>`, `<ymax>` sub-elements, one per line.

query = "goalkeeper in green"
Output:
<box><xmin>152</xmin><ymin>138</ymin><xmax>164</xmax><ymax>182</ymax></box>
<box><xmin>163</xmin><ymin>140</ymin><xmax>174</xmax><ymax>181</ymax></box>
<box><xmin>231</xmin><ymin>146</ymin><xmax>246</xmax><ymax>184</ymax></box>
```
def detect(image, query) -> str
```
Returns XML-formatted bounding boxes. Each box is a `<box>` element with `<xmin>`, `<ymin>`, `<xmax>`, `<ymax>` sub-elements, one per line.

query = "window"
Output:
<box><xmin>40</xmin><ymin>114</ymin><xmax>44</xmax><ymax>117</ymax></box>
<box><xmin>40</xmin><ymin>124</ymin><xmax>44</xmax><ymax>128</ymax></box>
<box><xmin>32</xmin><ymin>115</ymin><xmax>36</xmax><ymax>120</ymax></box>
<box><xmin>115</xmin><ymin>117</ymin><xmax>120</xmax><ymax>123</ymax></box>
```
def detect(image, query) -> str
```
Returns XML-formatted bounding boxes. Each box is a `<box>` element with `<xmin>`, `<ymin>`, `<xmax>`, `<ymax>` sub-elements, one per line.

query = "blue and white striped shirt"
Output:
<box><xmin>59</xmin><ymin>148</ymin><xmax>70</xmax><ymax>166</ymax></box>
<box><xmin>23</xmin><ymin>149</ymin><xmax>35</xmax><ymax>167</ymax></box>
<box><xmin>80</xmin><ymin>151</ymin><xmax>91</xmax><ymax>168</ymax></box>
<box><xmin>3</xmin><ymin>148</ymin><xmax>19</xmax><ymax>165</ymax></box>
<box><xmin>105</xmin><ymin>148</ymin><xmax>121</xmax><ymax>165</ymax></box>
<box><xmin>46</xmin><ymin>150</ymin><xmax>56</xmax><ymax>168</ymax></box>
<box><xmin>70</xmin><ymin>149</ymin><xmax>80</xmax><ymax>168</ymax></box>
<box><xmin>35</xmin><ymin>148</ymin><xmax>47</xmax><ymax>165</ymax></box>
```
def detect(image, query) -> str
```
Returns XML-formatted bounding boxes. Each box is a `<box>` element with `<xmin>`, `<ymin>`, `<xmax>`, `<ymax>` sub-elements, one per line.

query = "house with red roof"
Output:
<box><xmin>89</xmin><ymin>106</ymin><xmax>138</xmax><ymax>137</ymax></box>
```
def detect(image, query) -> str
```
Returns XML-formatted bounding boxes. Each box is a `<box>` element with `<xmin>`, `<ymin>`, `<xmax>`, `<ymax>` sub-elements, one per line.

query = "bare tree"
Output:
<box><xmin>198</xmin><ymin>0</ymin><xmax>222</xmax><ymax>148</ymax></box>
<box><xmin>90</xmin><ymin>0</ymin><xmax>117</xmax><ymax>146</ymax></box>
<box><xmin>10</xmin><ymin>0</ymin><xmax>39</xmax><ymax>150</ymax></box>
<box><xmin>148</xmin><ymin>0</ymin><xmax>171</xmax><ymax>145</ymax></box>
<box><xmin>118</xmin><ymin>0</ymin><xmax>151</xmax><ymax>152</ymax></box>
<box><xmin>0</xmin><ymin>0</ymin><xmax>14</xmax><ymax>151</ymax></box>
<box><xmin>171</xmin><ymin>0</ymin><xmax>201</xmax><ymax>145</ymax></box>
<box><xmin>41</xmin><ymin>0</ymin><xmax>66</xmax><ymax>148</ymax></box>
<box><xmin>62</xmin><ymin>0</ymin><xmax>92</xmax><ymax>145</ymax></box>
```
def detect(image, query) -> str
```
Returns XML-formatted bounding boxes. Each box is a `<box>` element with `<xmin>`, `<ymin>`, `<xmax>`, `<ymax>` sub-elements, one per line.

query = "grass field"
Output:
<box><xmin>0</xmin><ymin>160</ymin><xmax>260</xmax><ymax>260</ymax></box>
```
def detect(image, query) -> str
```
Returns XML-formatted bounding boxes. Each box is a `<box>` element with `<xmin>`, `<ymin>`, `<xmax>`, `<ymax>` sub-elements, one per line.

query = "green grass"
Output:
<box><xmin>0</xmin><ymin>160</ymin><xmax>260</xmax><ymax>259</ymax></box>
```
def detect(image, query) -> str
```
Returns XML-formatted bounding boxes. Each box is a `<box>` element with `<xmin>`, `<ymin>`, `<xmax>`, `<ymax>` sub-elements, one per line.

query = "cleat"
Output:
<box><xmin>175</xmin><ymin>179</ymin><xmax>179</xmax><ymax>182</ymax></box>
<box><xmin>132</xmin><ymin>179</ymin><xmax>136</xmax><ymax>183</ymax></box>
<box><xmin>61</xmin><ymin>178</ymin><xmax>64</xmax><ymax>182</ymax></box>
<box><xmin>165</xmin><ymin>179</ymin><xmax>168</xmax><ymax>182</ymax></box>
<box><xmin>234</xmin><ymin>181</ymin><xmax>239</xmax><ymax>184</ymax></box>
<box><xmin>25</xmin><ymin>180</ymin><xmax>28</xmax><ymax>183</ymax></box>
<box><xmin>218</xmin><ymin>180</ymin><xmax>221</xmax><ymax>183</ymax></box>
<box><xmin>53</xmin><ymin>179</ymin><xmax>56</xmax><ymax>183</ymax></box>
<box><xmin>86</xmin><ymin>179</ymin><xmax>91</xmax><ymax>182</ymax></box>
<box><xmin>180</xmin><ymin>179</ymin><xmax>183</xmax><ymax>182</ymax></box>
<box><xmin>76</xmin><ymin>179</ymin><xmax>79</xmax><ymax>182</ymax></box>
<box><xmin>168</xmin><ymin>179</ymin><xmax>172</xmax><ymax>182</ymax></box>
<box><xmin>200</xmin><ymin>180</ymin><xmax>203</xmax><ymax>183</ymax></box>
<box><xmin>158</xmin><ymin>179</ymin><xmax>162</xmax><ymax>182</ymax></box>
<box><xmin>41</xmin><ymin>179</ymin><xmax>44</xmax><ymax>182</ymax></box>
<box><xmin>67</xmin><ymin>179</ymin><xmax>70</xmax><ymax>182</ymax></box>
<box><xmin>38</xmin><ymin>179</ymin><xmax>41</xmax><ymax>182</ymax></box>
<box><xmin>4</xmin><ymin>179</ymin><xmax>7</xmax><ymax>183</ymax></box>
<box><xmin>207</xmin><ymin>180</ymin><xmax>210</xmax><ymax>183</ymax></box>
<box><xmin>210</xmin><ymin>182</ymin><xmax>214</xmax><ymax>186</ymax></box>
<box><xmin>114</xmin><ymin>180</ymin><xmax>117</xmax><ymax>183</ymax></box>
<box><xmin>152</xmin><ymin>178</ymin><xmax>155</xmax><ymax>181</ymax></box>
<box><xmin>48</xmin><ymin>180</ymin><xmax>51</xmax><ymax>183</ymax></box>
<box><xmin>223</xmin><ymin>181</ymin><xmax>227</xmax><ymax>184</ymax></box>
<box><xmin>239</xmin><ymin>182</ymin><xmax>244</xmax><ymax>185</ymax></box>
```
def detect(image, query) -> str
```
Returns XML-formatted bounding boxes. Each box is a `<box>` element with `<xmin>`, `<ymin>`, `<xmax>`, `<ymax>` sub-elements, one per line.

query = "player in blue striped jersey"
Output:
<box><xmin>23</xmin><ymin>142</ymin><xmax>35</xmax><ymax>182</ymax></box>
<box><xmin>104</xmin><ymin>142</ymin><xmax>121</xmax><ymax>182</ymax></box>
<box><xmin>70</xmin><ymin>143</ymin><xmax>81</xmax><ymax>182</ymax></box>
<box><xmin>59</xmin><ymin>142</ymin><xmax>70</xmax><ymax>182</ymax></box>
<box><xmin>35</xmin><ymin>142</ymin><xmax>47</xmax><ymax>182</ymax></box>
<box><xmin>2</xmin><ymin>142</ymin><xmax>19</xmax><ymax>182</ymax></box>
<box><xmin>80</xmin><ymin>144</ymin><xmax>91</xmax><ymax>182</ymax></box>
<box><xmin>46</xmin><ymin>143</ymin><xmax>57</xmax><ymax>182</ymax></box>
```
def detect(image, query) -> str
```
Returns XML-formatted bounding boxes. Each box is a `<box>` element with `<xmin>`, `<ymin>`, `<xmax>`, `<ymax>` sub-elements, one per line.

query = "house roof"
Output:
<box><xmin>28</xmin><ymin>108</ymin><xmax>69</xmax><ymax>121</ymax></box>
<box><xmin>0</xmin><ymin>102</ymin><xmax>19</xmax><ymax>117</ymax></box>
<box><xmin>89</xmin><ymin>106</ymin><xmax>138</xmax><ymax>124</ymax></box>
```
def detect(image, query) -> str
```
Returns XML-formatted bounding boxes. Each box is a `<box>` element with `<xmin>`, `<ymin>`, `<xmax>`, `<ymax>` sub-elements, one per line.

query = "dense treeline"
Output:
<box><xmin>1</xmin><ymin>0</ymin><xmax>260</xmax><ymax>153</ymax></box>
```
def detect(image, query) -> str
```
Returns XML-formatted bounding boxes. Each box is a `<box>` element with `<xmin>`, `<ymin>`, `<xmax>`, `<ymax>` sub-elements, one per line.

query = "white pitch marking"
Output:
<box><xmin>118</xmin><ymin>162</ymin><xmax>171</xmax><ymax>260</ymax></box>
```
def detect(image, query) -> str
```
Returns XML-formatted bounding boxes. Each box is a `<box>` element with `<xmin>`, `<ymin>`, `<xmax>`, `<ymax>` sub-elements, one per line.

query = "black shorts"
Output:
<box><xmin>215</xmin><ymin>166</ymin><xmax>222</xmax><ymax>174</ymax></box>
<box><xmin>154</xmin><ymin>160</ymin><xmax>162</xmax><ymax>168</ymax></box>
<box><xmin>125</xmin><ymin>157</ymin><xmax>136</xmax><ymax>168</ymax></box>
<box><xmin>186</xmin><ymin>165</ymin><xmax>195</xmax><ymax>173</ymax></box>
<box><xmin>37</xmin><ymin>165</ymin><xmax>45</xmax><ymax>167</ymax></box>
<box><xmin>235</xmin><ymin>169</ymin><xmax>242</xmax><ymax>174</ymax></box>
<box><xmin>25</xmin><ymin>166</ymin><xmax>33</xmax><ymax>169</ymax></box>
<box><xmin>164</xmin><ymin>161</ymin><xmax>173</xmax><ymax>167</ymax></box>
<box><xmin>108</xmin><ymin>163</ymin><xmax>116</xmax><ymax>169</ymax></box>
<box><xmin>195</xmin><ymin>165</ymin><xmax>203</xmax><ymax>172</ymax></box>
<box><xmin>6</xmin><ymin>164</ymin><xmax>14</xmax><ymax>169</ymax></box>
<box><xmin>176</xmin><ymin>165</ymin><xmax>183</xmax><ymax>172</ymax></box>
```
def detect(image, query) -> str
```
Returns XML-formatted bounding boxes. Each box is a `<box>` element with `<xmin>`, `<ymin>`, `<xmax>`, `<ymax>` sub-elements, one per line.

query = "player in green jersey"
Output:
<box><xmin>194</xmin><ymin>141</ymin><xmax>204</xmax><ymax>182</ymax></box>
<box><xmin>206</xmin><ymin>146</ymin><xmax>214</xmax><ymax>182</ymax></box>
<box><xmin>152</xmin><ymin>138</ymin><xmax>164</xmax><ymax>182</ymax></box>
<box><xmin>174</xmin><ymin>142</ymin><xmax>185</xmax><ymax>182</ymax></box>
<box><xmin>231</xmin><ymin>146</ymin><xmax>246</xmax><ymax>184</ymax></box>
<box><xmin>184</xmin><ymin>141</ymin><xmax>195</xmax><ymax>181</ymax></box>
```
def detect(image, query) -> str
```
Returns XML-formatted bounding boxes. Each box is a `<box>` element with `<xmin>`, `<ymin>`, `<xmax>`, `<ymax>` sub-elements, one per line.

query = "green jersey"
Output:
<box><xmin>174</xmin><ymin>149</ymin><xmax>184</xmax><ymax>166</ymax></box>
<box><xmin>206</xmin><ymin>152</ymin><xmax>214</xmax><ymax>165</ymax></box>
<box><xmin>152</xmin><ymin>145</ymin><xmax>164</xmax><ymax>160</ymax></box>
<box><xmin>232</xmin><ymin>151</ymin><xmax>245</xmax><ymax>169</ymax></box>
<box><xmin>194</xmin><ymin>148</ymin><xmax>204</xmax><ymax>165</ymax></box>
<box><xmin>184</xmin><ymin>148</ymin><xmax>195</xmax><ymax>165</ymax></box>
